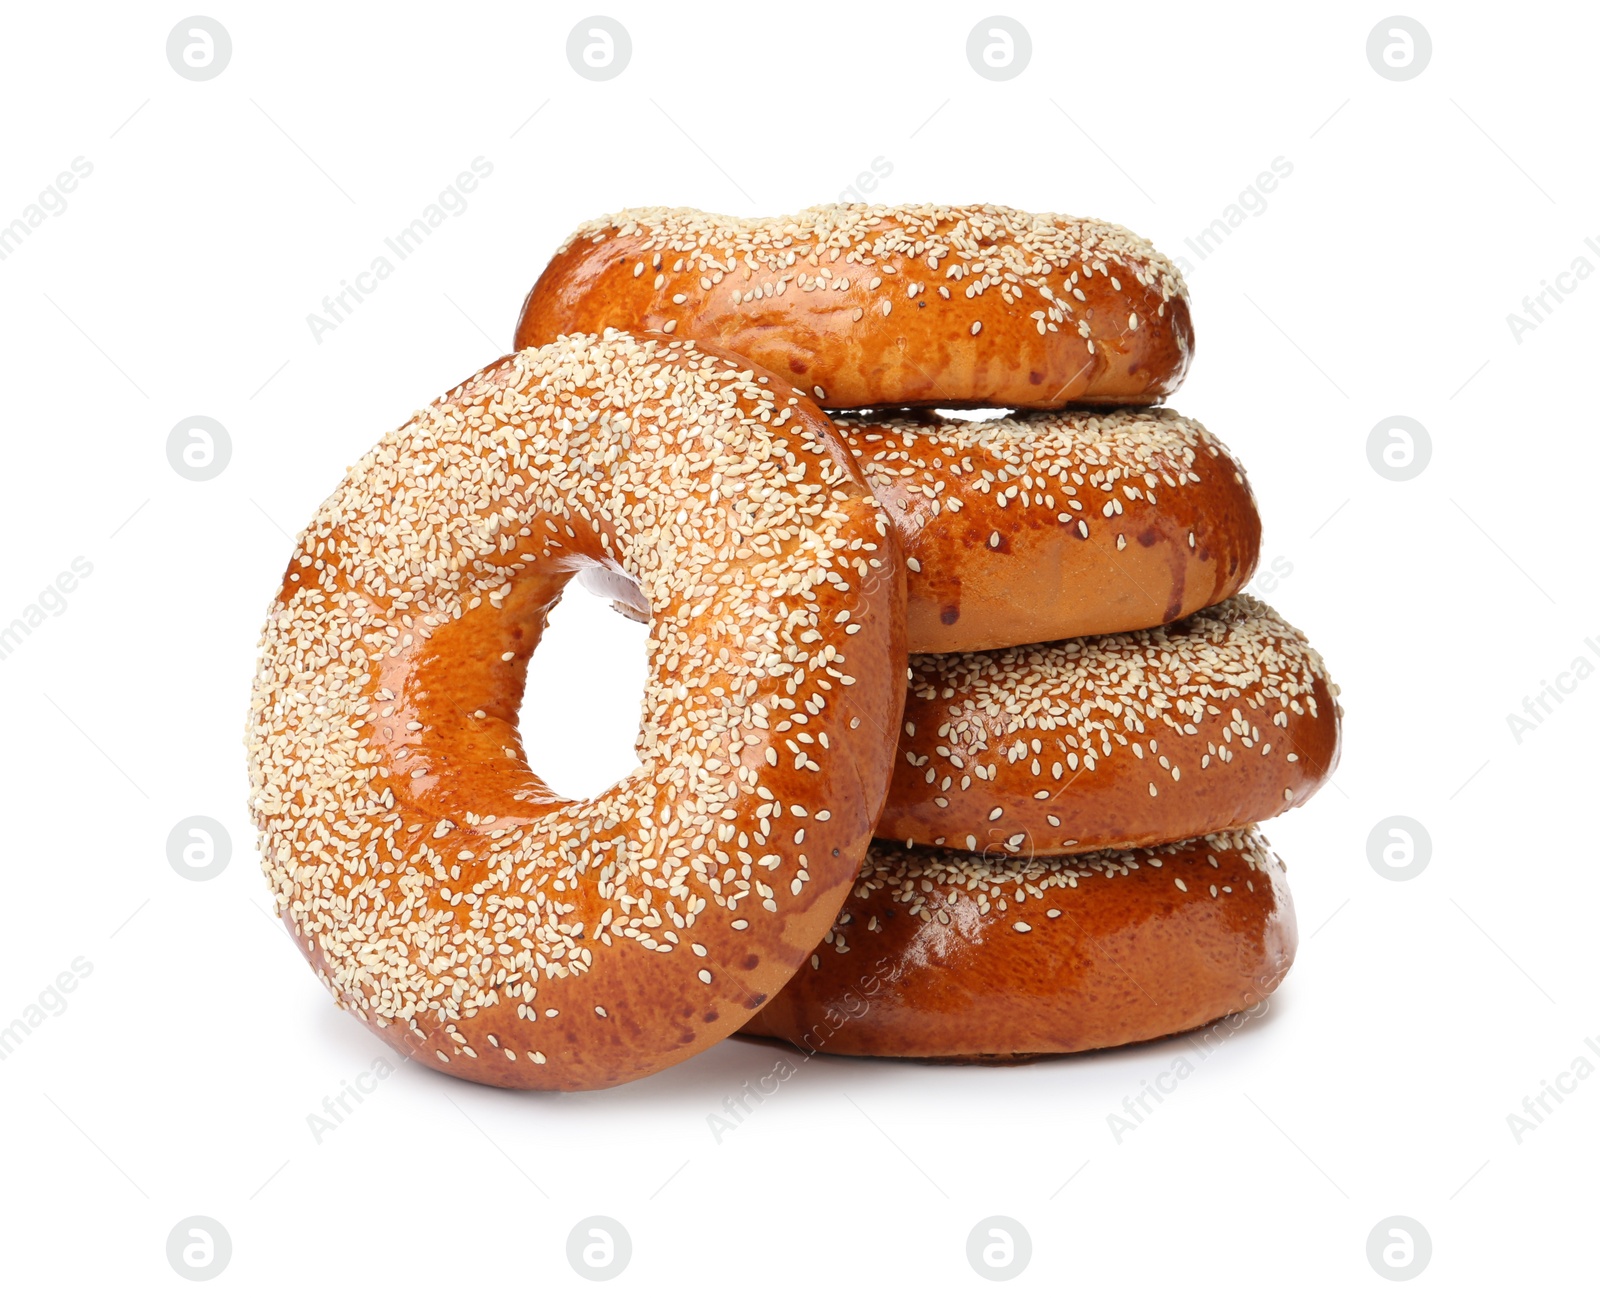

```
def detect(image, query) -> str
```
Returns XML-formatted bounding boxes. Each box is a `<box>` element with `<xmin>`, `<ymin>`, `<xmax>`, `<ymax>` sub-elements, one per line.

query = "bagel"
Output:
<box><xmin>881</xmin><ymin>596</ymin><xmax>1340</xmax><ymax>856</ymax></box>
<box><xmin>246</xmin><ymin>331</ymin><xmax>908</xmax><ymax>1091</ymax></box>
<box><xmin>581</xmin><ymin>407</ymin><xmax>1260</xmax><ymax>653</ymax></box>
<box><xmin>515</xmin><ymin>205</ymin><xmax>1192</xmax><ymax>410</ymax></box>
<box><xmin>836</xmin><ymin>407</ymin><xmax>1260</xmax><ymax>652</ymax></box>
<box><xmin>742</xmin><ymin>827</ymin><xmax>1295</xmax><ymax>1060</ymax></box>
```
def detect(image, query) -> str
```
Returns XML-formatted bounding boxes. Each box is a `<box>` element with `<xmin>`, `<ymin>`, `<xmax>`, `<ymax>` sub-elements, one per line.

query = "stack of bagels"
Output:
<box><xmin>248</xmin><ymin>204</ymin><xmax>1340</xmax><ymax>1089</ymax></box>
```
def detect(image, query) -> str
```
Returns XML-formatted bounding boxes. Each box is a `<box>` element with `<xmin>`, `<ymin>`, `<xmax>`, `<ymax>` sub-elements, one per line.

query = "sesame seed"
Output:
<box><xmin>882</xmin><ymin>596</ymin><xmax>1335</xmax><ymax>854</ymax></box>
<box><xmin>246</xmin><ymin>330</ymin><xmax>893</xmax><ymax>1086</ymax></box>
<box><xmin>798</xmin><ymin>830</ymin><xmax>1281</xmax><ymax>966</ymax></box>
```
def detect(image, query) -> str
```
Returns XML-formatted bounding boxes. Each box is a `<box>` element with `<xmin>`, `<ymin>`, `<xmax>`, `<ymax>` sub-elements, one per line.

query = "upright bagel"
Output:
<box><xmin>246</xmin><ymin>331</ymin><xmax>907</xmax><ymax>1091</ymax></box>
<box><xmin>582</xmin><ymin>407</ymin><xmax>1260</xmax><ymax>653</ymax></box>
<box><xmin>742</xmin><ymin>827</ymin><xmax>1296</xmax><ymax>1060</ymax></box>
<box><xmin>881</xmin><ymin>596</ymin><xmax>1340</xmax><ymax>856</ymax></box>
<box><xmin>516</xmin><ymin>205</ymin><xmax>1192</xmax><ymax>410</ymax></box>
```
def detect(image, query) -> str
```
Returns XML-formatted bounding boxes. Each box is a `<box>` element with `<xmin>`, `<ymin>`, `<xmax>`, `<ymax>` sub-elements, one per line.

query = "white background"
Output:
<box><xmin>2</xmin><ymin>2</ymin><xmax>1595</xmax><ymax>1291</ymax></box>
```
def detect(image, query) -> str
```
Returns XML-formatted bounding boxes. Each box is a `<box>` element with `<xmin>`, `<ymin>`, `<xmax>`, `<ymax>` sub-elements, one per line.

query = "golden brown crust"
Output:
<box><xmin>579</xmin><ymin>407</ymin><xmax>1260</xmax><ymax>654</ymax></box>
<box><xmin>835</xmin><ymin>408</ymin><xmax>1260</xmax><ymax>652</ymax></box>
<box><xmin>515</xmin><ymin>205</ymin><xmax>1192</xmax><ymax>410</ymax></box>
<box><xmin>246</xmin><ymin>331</ymin><xmax>907</xmax><ymax>1091</ymax></box>
<box><xmin>742</xmin><ymin>828</ymin><xmax>1296</xmax><ymax>1058</ymax></box>
<box><xmin>881</xmin><ymin>596</ymin><xmax>1340</xmax><ymax>856</ymax></box>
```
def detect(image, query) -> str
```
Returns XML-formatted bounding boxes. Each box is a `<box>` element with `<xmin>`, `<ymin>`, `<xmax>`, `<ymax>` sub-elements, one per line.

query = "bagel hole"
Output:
<box><xmin>518</xmin><ymin>573</ymin><xmax>651</xmax><ymax>801</ymax></box>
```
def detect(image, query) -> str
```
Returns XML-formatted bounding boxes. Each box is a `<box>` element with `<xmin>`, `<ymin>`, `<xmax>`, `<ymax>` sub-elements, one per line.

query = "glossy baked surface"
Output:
<box><xmin>247</xmin><ymin>332</ymin><xmax>907</xmax><ymax>1090</ymax></box>
<box><xmin>880</xmin><ymin>596</ymin><xmax>1340</xmax><ymax>855</ymax></box>
<box><xmin>743</xmin><ymin>828</ymin><xmax>1296</xmax><ymax>1058</ymax></box>
<box><xmin>516</xmin><ymin>205</ymin><xmax>1192</xmax><ymax>410</ymax></box>
<box><xmin>836</xmin><ymin>407</ymin><xmax>1260</xmax><ymax>652</ymax></box>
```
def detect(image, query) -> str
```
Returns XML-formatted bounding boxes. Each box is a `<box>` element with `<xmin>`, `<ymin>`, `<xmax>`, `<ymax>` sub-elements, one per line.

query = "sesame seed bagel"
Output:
<box><xmin>246</xmin><ymin>331</ymin><xmax>908</xmax><ymax>1091</ymax></box>
<box><xmin>742</xmin><ymin>828</ymin><xmax>1295</xmax><ymax>1060</ymax></box>
<box><xmin>515</xmin><ymin>204</ymin><xmax>1192</xmax><ymax>410</ymax></box>
<box><xmin>836</xmin><ymin>407</ymin><xmax>1260</xmax><ymax>652</ymax></box>
<box><xmin>881</xmin><ymin>596</ymin><xmax>1340</xmax><ymax>857</ymax></box>
<box><xmin>580</xmin><ymin>407</ymin><xmax>1261</xmax><ymax>653</ymax></box>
